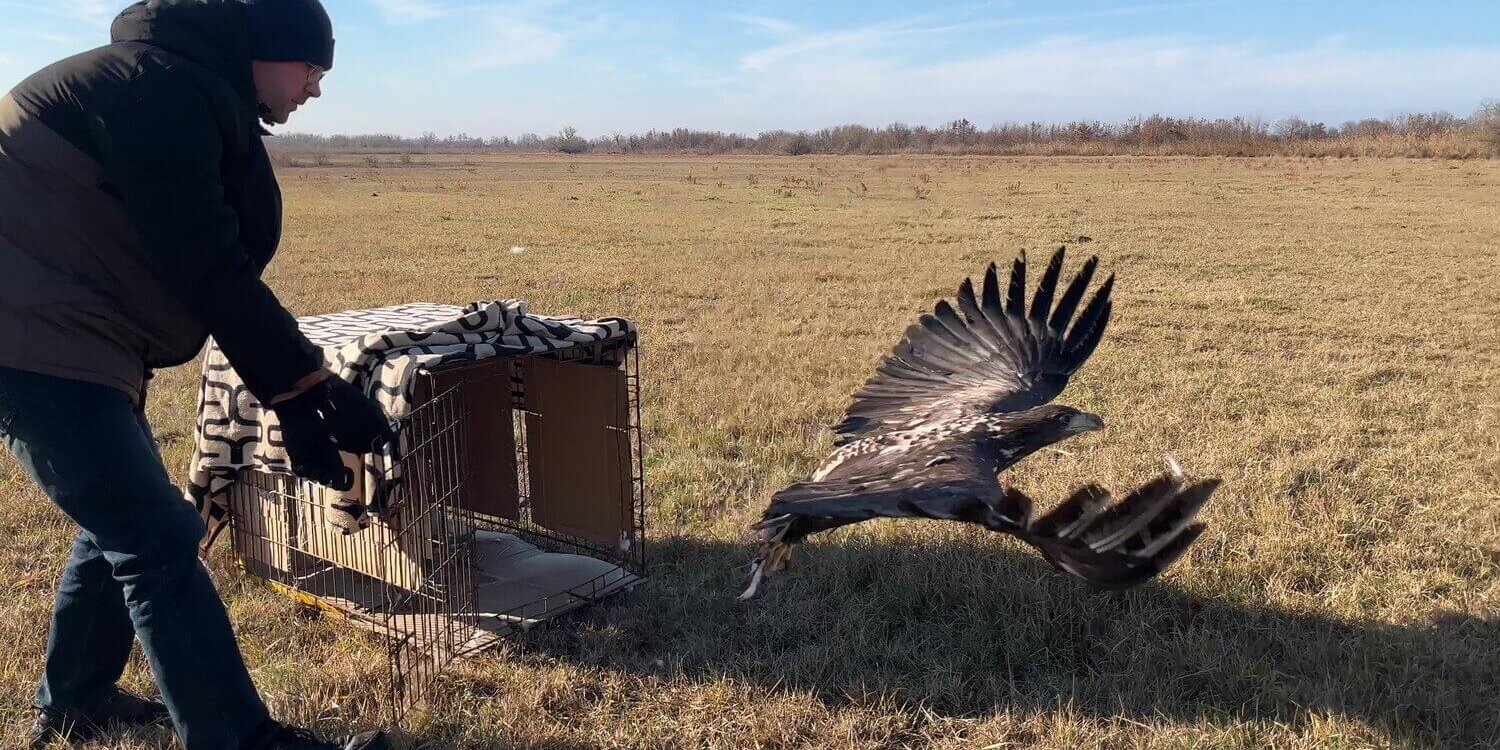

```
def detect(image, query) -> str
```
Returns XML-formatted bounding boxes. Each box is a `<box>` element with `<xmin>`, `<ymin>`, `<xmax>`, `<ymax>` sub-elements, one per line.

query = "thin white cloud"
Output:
<box><xmin>66</xmin><ymin>0</ymin><xmax>116</xmax><ymax>24</ymax></box>
<box><xmin>444</xmin><ymin>0</ymin><xmax>620</xmax><ymax>71</ymax></box>
<box><xmin>726</xmin><ymin>13</ymin><xmax>798</xmax><ymax>36</ymax></box>
<box><xmin>26</xmin><ymin>29</ymin><xmax>85</xmax><ymax>45</ymax></box>
<box><xmin>0</xmin><ymin>0</ymin><xmax>116</xmax><ymax>34</ymax></box>
<box><xmin>367</xmin><ymin>0</ymin><xmax>446</xmax><ymax>24</ymax></box>
<box><xmin>918</xmin><ymin>1</ymin><xmax>1224</xmax><ymax>37</ymax></box>
<box><xmin>738</xmin><ymin>2</ymin><xmax>1220</xmax><ymax>71</ymax></box>
<box><xmin>458</xmin><ymin>17</ymin><xmax>564</xmax><ymax>69</ymax></box>
<box><xmin>740</xmin><ymin>26</ymin><xmax>892</xmax><ymax>71</ymax></box>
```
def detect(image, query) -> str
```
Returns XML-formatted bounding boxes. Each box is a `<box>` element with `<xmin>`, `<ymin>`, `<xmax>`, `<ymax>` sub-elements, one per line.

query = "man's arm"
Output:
<box><xmin>91</xmin><ymin>65</ymin><xmax>320</xmax><ymax>403</ymax></box>
<box><xmin>89</xmin><ymin>65</ymin><xmax>392</xmax><ymax>490</ymax></box>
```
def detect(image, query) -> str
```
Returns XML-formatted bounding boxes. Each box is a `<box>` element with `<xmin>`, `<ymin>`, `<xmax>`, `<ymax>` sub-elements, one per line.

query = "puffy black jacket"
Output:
<box><xmin>0</xmin><ymin>0</ymin><xmax>321</xmax><ymax>403</ymax></box>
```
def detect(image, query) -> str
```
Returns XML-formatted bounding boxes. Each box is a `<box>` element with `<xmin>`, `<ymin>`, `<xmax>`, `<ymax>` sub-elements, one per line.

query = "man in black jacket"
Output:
<box><xmin>0</xmin><ymin>1</ymin><xmax>392</xmax><ymax>748</ymax></box>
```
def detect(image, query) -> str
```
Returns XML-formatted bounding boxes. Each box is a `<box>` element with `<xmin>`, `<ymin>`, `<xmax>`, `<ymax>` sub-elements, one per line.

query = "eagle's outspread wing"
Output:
<box><xmin>834</xmin><ymin>246</ymin><xmax>1113</xmax><ymax>443</ymax></box>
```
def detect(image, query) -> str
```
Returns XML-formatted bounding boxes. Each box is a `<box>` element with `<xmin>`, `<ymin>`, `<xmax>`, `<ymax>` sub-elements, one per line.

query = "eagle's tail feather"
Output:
<box><xmin>1028</xmin><ymin>483</ymin><xmax>1108</xmax><ymax>539</ymax></box>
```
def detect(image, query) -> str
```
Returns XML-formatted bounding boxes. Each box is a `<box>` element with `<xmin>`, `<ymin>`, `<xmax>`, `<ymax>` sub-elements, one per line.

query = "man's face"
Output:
<box><xmin>251</xmin><ymin>60</ymin><xmax>325</xmax><ymax>125</ymax></box>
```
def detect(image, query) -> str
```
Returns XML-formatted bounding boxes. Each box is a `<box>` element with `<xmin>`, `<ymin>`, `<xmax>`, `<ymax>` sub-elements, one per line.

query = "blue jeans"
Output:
<box><xmin>0</xmin><ymin>365</ymin><xmax>270</xmax><ymax>750</ymax></box>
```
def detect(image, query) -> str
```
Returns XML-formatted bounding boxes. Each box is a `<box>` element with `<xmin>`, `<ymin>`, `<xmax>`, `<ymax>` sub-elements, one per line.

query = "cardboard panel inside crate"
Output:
<box><xmin>522</xmin><ymin>357</ymin><xmax>634</xmax><ymax>554</ymax></box>
<box><xmin>230</xmin><ymin>470</ymin><xmax>433</xmax><ymax>594</ymax></box>
<box><xmin>228</xmin><ymin>472</ymin><xmax>294</xmax><ymax>578</ymax></box>
<box><xmin>294</xmin><ymin>480</ymin><xmax>432</xmax><ymax>592</ymax></box>
<box><xmin>415</xmin><ymin>358</ymin><xmax>520</xmax><ymax>521</ymax></box>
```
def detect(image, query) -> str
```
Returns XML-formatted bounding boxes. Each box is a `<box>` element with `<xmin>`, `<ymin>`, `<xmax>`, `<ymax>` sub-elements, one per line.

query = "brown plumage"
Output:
<box><xmin>741</xmin><ymin>247</ymin><xmax>1220</xmax><ymax>600</ymax></box>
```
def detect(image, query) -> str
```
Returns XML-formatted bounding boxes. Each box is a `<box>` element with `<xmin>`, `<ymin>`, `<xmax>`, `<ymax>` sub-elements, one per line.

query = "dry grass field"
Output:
<box><xmin>1</xmin><ymin>154</ymin><xmax>1496</xmax><ymax>749</ymax></box>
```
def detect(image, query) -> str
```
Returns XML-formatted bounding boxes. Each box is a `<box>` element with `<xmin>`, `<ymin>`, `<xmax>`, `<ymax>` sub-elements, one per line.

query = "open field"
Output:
<box><xmin>1</xmin><ymin>154</ymin><xmax>1497</xmax><ymax>749</ymax></box>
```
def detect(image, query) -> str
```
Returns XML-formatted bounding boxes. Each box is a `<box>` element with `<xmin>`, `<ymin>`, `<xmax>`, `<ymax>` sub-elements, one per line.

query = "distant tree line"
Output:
<box><xmin>271</xmin><ymin>103</ymin><xmax>1500</xmax><ymax>159</ymax></box>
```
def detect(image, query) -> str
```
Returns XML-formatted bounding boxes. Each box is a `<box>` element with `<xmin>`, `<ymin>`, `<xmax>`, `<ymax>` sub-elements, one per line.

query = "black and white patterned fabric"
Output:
<box><xmin>187</xmin><ymin>300</ymin><xmax>635</xmax><ymax>552</ymax></box>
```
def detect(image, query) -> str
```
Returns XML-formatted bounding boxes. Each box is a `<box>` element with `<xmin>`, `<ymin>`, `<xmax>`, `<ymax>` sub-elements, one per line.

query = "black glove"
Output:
<box><xmin>318</xmin><ymin>376</ymin><xmax>397</xmax><ymax>452</ymax></box>
<box><xmin>270</xmin><ymin>377</ymin><xmax>395</xmax><ymax>491</ymax></box>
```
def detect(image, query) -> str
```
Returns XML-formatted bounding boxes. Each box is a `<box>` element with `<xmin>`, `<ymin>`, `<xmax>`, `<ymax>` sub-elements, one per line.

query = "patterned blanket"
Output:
<box><xmin>187</xmin><ymin>300</ymin><xmax>635</xmax><ymax>553</ymax></box>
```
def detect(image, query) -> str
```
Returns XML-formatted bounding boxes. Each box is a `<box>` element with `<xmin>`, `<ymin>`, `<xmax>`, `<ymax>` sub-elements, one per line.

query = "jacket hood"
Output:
<box><xmin>111</xmin><ymin>0</ymin><xmax>256</xmax><ymax>101</ymax></box>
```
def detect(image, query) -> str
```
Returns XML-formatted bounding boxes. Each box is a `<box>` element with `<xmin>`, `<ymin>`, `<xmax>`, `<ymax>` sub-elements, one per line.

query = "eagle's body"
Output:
<box><xmin>814</xmin><ymin>413</ymin><xmax>1007</xmax><ymax>479</ymax></box>
<box><xmin>741</xmin><ymin>247</ymin><xmax>1221</xmax><ymax>600</ymax></box>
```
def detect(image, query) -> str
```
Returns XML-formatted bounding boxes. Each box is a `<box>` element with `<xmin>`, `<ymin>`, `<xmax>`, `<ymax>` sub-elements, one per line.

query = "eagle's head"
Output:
<box><xmin>989</xmin><ymin>404</ymin><xmax>1104</xmax><ymax>458</ymax></box>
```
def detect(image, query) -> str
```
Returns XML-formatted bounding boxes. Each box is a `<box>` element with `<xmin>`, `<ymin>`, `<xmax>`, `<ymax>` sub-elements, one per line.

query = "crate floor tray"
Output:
<box><xmin>267</xmin><ymin>530</ymin><xmax>640</xmax><ymax>651</ymax></box>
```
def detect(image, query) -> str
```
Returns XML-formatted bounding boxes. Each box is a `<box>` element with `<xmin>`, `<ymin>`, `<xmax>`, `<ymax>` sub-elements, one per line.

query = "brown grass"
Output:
<box><xmin>2</xmin><ymin>154</ymin><xmax>1497</xmax><ymax>749</ymax></box>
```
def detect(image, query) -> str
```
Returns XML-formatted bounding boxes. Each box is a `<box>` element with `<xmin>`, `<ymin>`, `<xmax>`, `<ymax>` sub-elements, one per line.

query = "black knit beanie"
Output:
<box><xmin>242</xmin><ymin>0</ymin><xmax>335</xmax><ymax>70</ymax></box>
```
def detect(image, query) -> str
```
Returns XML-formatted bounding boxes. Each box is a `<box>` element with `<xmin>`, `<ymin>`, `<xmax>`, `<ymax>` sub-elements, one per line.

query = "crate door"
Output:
<box><xmin>522</xmin><ymin>357</ymin><xmax>633</xmax><ymax>556</ymax></box>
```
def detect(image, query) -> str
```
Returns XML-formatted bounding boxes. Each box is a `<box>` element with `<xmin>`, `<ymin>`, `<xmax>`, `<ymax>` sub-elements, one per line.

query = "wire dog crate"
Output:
<box><xmin>225</xmin><ymin>336</ymin><xmax>645</xmax><ymax>724</ymax></box>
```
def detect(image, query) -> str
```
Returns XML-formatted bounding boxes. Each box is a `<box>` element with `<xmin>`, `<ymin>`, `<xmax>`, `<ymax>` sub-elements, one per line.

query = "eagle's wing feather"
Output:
<box><xmin>756</xmin><ymin>439</ymin><xmax>1016</xmax><ymax>544</ymax></box>
<box><xmin>761</xmin><ymin>475</ymin><xmax>1002</xmax><ymax>533</ymax></box>
<box><xmin>833</xmin><ymin>247</ymin><xmax>1113</xmax><ymax>443</ymax></box>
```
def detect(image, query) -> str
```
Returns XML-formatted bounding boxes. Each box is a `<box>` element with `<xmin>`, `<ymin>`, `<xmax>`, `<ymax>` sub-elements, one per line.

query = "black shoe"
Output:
<box><xmin>254</xmin><ymin>722</ymin><xmax>391</xmax><ymax>750</ymax></box>
<box><xmin>28</xmin><ymin>687</ymin><xmax>171</xmax><ymax>748</ymax></box>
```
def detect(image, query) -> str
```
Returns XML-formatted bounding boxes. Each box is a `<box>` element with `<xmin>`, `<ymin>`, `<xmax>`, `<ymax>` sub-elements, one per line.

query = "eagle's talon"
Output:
<box><xmin>738</xmin><ymin>558</ymin><xmax>768</xmax><ymax>600</ymax></box>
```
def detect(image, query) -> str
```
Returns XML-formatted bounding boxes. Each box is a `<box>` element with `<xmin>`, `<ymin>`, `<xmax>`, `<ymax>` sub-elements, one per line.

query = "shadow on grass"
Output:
<box><xmin>491</xmin><ymin>532</ymin><xmax>1496</xmax><ymax>749</ymax></box>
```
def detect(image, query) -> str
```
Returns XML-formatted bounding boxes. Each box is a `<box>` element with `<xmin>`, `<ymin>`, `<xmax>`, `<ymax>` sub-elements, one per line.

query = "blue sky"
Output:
<box><xmin>2</xmin><ymin>1</ymin><xmax>1496</xmax><ymax>137</ymax></box>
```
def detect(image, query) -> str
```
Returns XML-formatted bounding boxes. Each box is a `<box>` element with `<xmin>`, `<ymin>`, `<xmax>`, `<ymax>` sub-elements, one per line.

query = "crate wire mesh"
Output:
<box><xmin>229</xmin><ymin>383</ymin><xmax>476</xmax><ymax>725</ymax></box>
<box><xmin>225</xmin><ymin>337</ymin><xmax>645</xmax><ymax>726</ymax></box>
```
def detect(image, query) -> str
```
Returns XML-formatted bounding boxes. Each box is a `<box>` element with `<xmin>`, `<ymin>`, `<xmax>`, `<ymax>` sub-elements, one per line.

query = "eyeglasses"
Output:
<box><xmin>305</xmin><ymin>63</ymin><xmax>326</xmax><ymax>86</ymax></box>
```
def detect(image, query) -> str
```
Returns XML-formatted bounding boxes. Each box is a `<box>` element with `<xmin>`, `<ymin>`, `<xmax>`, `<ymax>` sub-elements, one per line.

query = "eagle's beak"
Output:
<box><xmin>1066</xmin><ymin>412</ymin><xmax>1105</xmax><ymax>433</ymax></box>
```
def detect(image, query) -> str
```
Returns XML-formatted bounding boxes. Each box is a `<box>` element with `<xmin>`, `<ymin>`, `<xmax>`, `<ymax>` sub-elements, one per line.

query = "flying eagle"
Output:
<box><xmin>741</xmin><ymin>247</ymin><xmax>1220</xmax><ymax>600</ymax></box>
